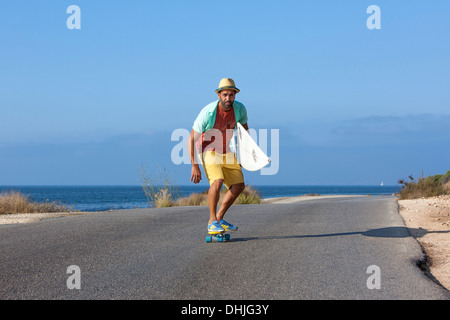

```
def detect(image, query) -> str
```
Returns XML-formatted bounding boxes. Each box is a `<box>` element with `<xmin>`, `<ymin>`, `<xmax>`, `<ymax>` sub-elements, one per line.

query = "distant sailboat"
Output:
<box><xmin>380</xmin><ymin>182</ymin><xmax>384</xmax><ymax>186</ymax></box>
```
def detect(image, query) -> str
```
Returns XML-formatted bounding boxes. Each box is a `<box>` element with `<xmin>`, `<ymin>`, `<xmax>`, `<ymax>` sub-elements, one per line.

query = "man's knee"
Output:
<box><xmin>210</xmin><ymin>179</ymin><xmax>224</xmax><ymax>192</ymax></box>
<box><xmin>231</xmin><ymin>182</ymin><xmax>245</xmax><ymax>194</ymax></box>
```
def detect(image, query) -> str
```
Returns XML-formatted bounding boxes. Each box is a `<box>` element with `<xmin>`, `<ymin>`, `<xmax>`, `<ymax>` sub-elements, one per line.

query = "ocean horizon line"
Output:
<box><xmin>0</xmin><ymin>185</ymin><xmax>401</xmax><ymax>212</ymax></box>
<box><xmin>0</xmin><ymin>184</ymin><xmax>400</xmax><ymax>187</ymax></box>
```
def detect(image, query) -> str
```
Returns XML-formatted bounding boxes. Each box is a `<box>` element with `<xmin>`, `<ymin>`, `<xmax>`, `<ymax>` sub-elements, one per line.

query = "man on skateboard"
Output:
<box><xmin>188</xmin><ymin>78</ymin><xmax>249</xmax><ymax>236</ymax></box>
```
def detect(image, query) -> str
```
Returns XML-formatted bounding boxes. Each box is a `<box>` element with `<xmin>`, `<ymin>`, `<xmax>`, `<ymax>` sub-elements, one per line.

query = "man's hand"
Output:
<box><xmin>188</xmin><ymin>129</ymin><xmax>203</xmax><ymax>184</ymax></box>
<box><xmin>190</xmin><ymin>164</ymin><xmax>202</xmax><ymax>184</ymax></box>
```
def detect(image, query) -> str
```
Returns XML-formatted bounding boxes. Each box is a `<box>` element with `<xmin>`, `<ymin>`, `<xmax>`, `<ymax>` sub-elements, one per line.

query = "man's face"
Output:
<box><xmin>218</xmin><ymin>90</ymin><xmax>236</xmax><ymax>110</ymax></box>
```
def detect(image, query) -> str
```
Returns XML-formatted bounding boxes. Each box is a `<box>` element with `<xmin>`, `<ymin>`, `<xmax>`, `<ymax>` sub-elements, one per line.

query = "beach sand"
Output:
<box><xmin>0</xmin><ymin>212</ymin><xmax>90</xmax><ymax>224</ymax></box>
<box><xmin>1</xmin><ymin>194</ymin><xmax>448</xmax><ymax>291</ymax></box>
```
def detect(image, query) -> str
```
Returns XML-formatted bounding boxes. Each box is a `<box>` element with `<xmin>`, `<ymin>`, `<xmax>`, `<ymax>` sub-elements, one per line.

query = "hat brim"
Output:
<box><xmin>215</xmin><ymin>86</ymin><xmax>240</xmax><ymax>94</ymax></box>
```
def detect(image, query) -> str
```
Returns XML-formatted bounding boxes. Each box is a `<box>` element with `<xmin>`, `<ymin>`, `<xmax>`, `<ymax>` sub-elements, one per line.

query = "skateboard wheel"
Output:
<box><xmin>206</xmin><ymin>236</ymin><xmax>212</xmax><ymax>243</ymax></box>
<box><xmin>225</xmin><ymin>234</ymin><xmax>230</xmax><ymax>241</ymax></box>
<box><xmin>217</xmin><ymin>236</ymin><xmax>223</xmax><ymax>242</ymax></box>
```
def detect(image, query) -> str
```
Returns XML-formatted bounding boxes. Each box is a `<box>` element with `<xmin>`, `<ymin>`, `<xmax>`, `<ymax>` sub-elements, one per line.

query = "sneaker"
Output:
<box><xmin>208</xmin><ymin>221</ymin><xmax>225</xmax><ymax>234</ymax></box>
<box><xmin>220</xmin><ymin>219</ymin><xmax>238</xmax><ymax>232</ymax></box>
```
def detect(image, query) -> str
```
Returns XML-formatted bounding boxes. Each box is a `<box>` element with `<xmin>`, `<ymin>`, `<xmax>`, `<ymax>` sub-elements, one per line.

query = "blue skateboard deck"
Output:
<box><xmin>206</xmin><ymin>232</ymin><xmax>230</xmax><ymax>243</ymax></box>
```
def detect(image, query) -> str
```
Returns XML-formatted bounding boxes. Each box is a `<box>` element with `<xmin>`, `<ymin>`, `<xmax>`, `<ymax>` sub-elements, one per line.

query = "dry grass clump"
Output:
<box><xmin>140</xmin><ymin>163</ymin><xmax>262</xmax><ymax>208</ymax></box>
<box><xmin>176</xmin><ymin>189</ymin><xmax>209</xmax><ymax>207</ymax></box>
<box><xmin>140</xmin><ymin>165</ymin><xmax>179</xmax><ymax>208</ymax></box>
<box><xmin>235</xmin><ymin>185</ymin><xmax>262</xmax><ymax>204</ymax></box>
<box><xmin>175</xmin><ymin>185</ymin><xmax>262</xmax><ymax>207</ymax></box>
<box><xmin>0</xmin><ymin>191</ymin><xmax>72</xmax><ymax>214</ymax></box>
<box><xmin>152</xmin><ymin>185</ymin><xmax>262</xmax><ymax>208</ymax></box>
<box><xmin>153</xmin><ymin>188</ymin><xmax>176</xmax><ymax>208</ymax></box>
<box><xmin>444</xmin><ymin>181</ymin><xmax>450</xmax><ymax>193</ymax></box>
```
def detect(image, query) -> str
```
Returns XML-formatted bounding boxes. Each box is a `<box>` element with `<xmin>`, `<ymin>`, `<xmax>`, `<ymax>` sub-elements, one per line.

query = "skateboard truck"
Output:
<box><xmin>206</xmin><ymin>232</ymin><xmax>230</xmax><ymax>243</ymax></box>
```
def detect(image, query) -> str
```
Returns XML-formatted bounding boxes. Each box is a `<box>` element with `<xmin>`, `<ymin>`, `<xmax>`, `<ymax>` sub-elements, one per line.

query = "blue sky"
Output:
<box><xmin>1</xmin><ymin>0</ymin><xmax>449</xmax><ymax>186</ymax></box>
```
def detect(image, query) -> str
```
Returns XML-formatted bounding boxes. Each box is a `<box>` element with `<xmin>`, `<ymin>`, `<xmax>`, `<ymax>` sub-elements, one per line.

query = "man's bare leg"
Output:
<box><xmin>216</xmin><ymin>183</ymin><xmax>245</xmax><ymax>221</ymax></box>
<box><xmin>208</xmin><ymin>179</ymin><xmax>224</xmax><ymax>224</ymax></box>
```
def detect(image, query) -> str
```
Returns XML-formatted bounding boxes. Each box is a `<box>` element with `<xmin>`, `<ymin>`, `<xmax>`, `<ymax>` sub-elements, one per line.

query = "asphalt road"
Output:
<box><xmin>0</xmin><ymin>196</ymin><xmax>448</xmax><ymax>300</ymax></box>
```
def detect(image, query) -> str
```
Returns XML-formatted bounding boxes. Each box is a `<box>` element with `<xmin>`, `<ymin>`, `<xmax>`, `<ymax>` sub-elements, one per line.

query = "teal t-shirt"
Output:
<box><xmin>192</xmin><ymin>100</ymin><xmax>248</xmax><ymax>133</ymax></box>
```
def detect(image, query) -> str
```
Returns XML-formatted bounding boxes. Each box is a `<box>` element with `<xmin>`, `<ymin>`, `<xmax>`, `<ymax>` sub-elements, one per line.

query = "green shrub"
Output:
<box><xmin>441</xmin><ymin>170</ymin><xmax>450</xmax><ymax>184</ymax></box>
<box><xmin>398</xmin><ymin>173</ymin><xmax>449</xmax><ymax>200</ymax></box>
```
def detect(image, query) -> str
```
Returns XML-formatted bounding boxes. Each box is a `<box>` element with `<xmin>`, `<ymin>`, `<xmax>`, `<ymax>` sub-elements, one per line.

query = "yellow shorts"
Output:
<box><xmin>200</xmin><ymin>151</ymin><xmax>244</xmax><ymax>189</ymax></box>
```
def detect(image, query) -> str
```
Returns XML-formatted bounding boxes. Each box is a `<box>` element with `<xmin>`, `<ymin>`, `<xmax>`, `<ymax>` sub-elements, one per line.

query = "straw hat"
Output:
<box><xmin>215</xmin><ymin>78</ymin><xmax>240</xmax><ymax>94</ymax></box>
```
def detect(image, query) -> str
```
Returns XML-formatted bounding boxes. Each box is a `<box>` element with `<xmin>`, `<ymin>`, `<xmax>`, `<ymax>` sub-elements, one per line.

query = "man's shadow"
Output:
<box><xmin>232</xmin><ymin>226</ymin><xmax>449</xmax><ymax>242</ymax></box>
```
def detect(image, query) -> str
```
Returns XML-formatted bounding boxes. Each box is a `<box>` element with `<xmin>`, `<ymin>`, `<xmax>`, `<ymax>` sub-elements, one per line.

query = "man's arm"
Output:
<box><xmin>188</xmin><ymin>129</ymin><xmax>202</xmax><ymax>184</ymax></box>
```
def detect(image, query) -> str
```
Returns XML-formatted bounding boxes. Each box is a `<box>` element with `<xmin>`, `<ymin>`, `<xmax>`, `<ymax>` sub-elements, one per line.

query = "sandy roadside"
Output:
<box><xmin>398</xmin><ymin>195</ymin><xmax>450</xmax><ymax>291</ymax></box>
<box><xmin>261</xmin><ymin>194</ymin><xmax>365</xmax><ymax>204</ymax></box>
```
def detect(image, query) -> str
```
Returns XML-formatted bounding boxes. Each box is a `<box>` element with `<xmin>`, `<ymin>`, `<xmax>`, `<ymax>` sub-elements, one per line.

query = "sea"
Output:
<box><xmin>0</xmin><ymin>185</ymin><xmax>401</xmax><ymax>212</ymax></box>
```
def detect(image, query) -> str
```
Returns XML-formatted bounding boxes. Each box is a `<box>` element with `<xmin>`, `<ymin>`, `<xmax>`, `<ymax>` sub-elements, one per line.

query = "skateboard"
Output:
<box><xmin>206</xmin><ymin>231</ymin><xmax>230</xmax><ymax>243</ymax></box>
